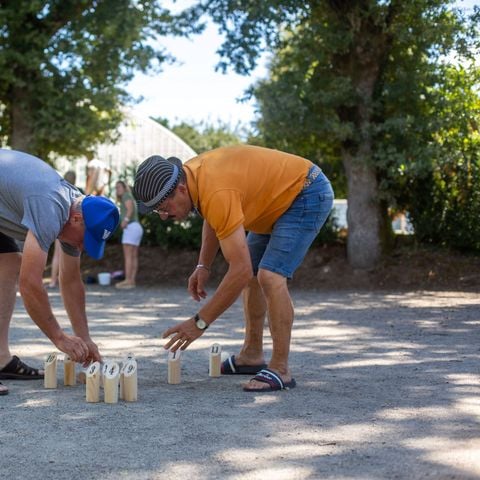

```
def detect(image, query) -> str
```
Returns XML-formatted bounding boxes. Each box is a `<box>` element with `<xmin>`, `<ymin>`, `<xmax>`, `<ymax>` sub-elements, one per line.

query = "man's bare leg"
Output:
<box><xmin>244</xmin><ymin>269</ymin><xmax>294</xmax><ymax>389</ymax></box>
<box><xmin>0</xmin><ymin>253</ymin><xmax>21</xmax><ymax>368</ymax></box>
<box><xmin>235</xmin><ymin>277</ymin><xmax>267</xmax><ymax>366</ymax></box>
<box><xmin>123</xmin><ymin>244</ymin><xmax>132</xmax><ymax>283</ymax></box>
<box><xmin>130</xmin><ymin>245</ymin><xmax>139</xmax><ymax>284</ymax></box>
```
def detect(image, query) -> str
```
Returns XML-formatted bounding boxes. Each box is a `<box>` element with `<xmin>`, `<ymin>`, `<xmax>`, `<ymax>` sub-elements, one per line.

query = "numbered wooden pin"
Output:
<box><xmin>123</xmin><ymin>359</ymin><xmax>138</xmax><ymax>402</ymax></box>
<box><xmin>119</xmin><ymin>353</ymin><xmax>135</xmax><ymax>400</ymax></box>
<box><xmin>86</xmin><ymin>361</ymin><xmax>101</xmax><ymax>403</ymax></box>
<box><xmin>209</xmin><ymin>343</ymin><xmax>222</xmax><ymax>377</ymax></box>
<box><xmin>77</xmin><ymin>366</ymin><xmax>88</xmax><ymax>385</ymax></box>
<box><xmin>100</xmin><ymin>362</ymin><xmax>109</xmax><ymax>389</ymax></box>
<box><xmin>167</xmin><ymin>350</ymin><xmax>182</xmax><ymax>384</ymax></box>
<box><xmin>63</xmin><ymin>355</ymin><xmax>76</xmax><ymax>386</ymax></box>
<box><xmin>44</xmin><ymin>352</ymin><xmax>58</xmax><ymax>389</ymax></box>
<box><xmin>103</xmin><ymin>362</ymin><xmax>120</xmax><ymax>404</ymax></box>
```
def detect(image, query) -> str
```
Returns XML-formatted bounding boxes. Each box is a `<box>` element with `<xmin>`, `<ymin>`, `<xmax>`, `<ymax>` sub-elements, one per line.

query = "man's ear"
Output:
<box><xmin>73</xmin><ymin>212</ymin><xmax>84</xmax><ymax>224</ymax></box>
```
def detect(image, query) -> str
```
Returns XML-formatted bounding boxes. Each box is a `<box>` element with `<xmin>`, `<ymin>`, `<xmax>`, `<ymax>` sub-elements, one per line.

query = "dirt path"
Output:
<box><xmin>1</xmin><ymin>287</ymin><xmax>480</xmax><ymax>479</ymax></box>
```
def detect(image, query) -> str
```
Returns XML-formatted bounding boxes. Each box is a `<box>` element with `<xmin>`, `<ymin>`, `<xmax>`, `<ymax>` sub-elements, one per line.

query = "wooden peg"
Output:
<box><xmin>103</xmin><ymin>361</ymin><xmax>120</xmax><ymax>404</ymax></box>
<box><xmin>77</xmin><ymin>366</ymin><xmax>88</xmax><ymax>385</ymax></box>
<box><xmin>167</xmin><ymin>350</ymin><xmax>182</xmax><ymax>384</ymax></box>
<box><xmin>63</xmin><ymin>355</ymin><xmax>76</xmax><ymax>386</ymax></box>
<box><xmin>86</xmin><ymin>361</ymin><xmax>101</xmax><ymax>403</ymax></box>
<box><xmin>44</xmin><ymin>352</ymin><xmax>58</xmax><ymax>389</ymax></box>
<box><xmin>100</xmin><ymin>362</ymin><xmax>109</xmax><ymax>389</ymax></box>
<box><xmin>119</xmin><ymin>353</ymin><xmax>135</xmax><ymax>400</ymax></box>
<box><xmin>122</xmin><ymin>352</ymin><xmax>135</xmax><ymax>363</ymax></box>
<box><xmin>123</xmin><ymin>359</ymin><xmax>138</xmax><ymax>402</ymax></box>
<box><xmin>209</xmin><ymin>343</ymin><xmax>222</xmax><ymax>377</ymax></box>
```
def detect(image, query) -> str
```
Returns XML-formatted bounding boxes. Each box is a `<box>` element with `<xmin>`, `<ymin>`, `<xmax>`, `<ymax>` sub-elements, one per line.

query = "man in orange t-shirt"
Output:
<box><xmin>134</xmin><ymin>145</ymin><xmax>334</xmax><ymax>392</ymax></box>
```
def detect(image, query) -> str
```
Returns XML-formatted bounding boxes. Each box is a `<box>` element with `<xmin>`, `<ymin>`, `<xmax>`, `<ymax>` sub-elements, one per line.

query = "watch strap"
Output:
<box><xmin>194</xmin><ymin>313</ymin><xmax>209</xmax><ymax>330</ymax></box>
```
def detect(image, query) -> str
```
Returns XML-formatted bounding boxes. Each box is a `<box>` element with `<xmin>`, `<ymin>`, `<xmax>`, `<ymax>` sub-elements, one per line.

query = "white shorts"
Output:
<box><xmin>121</xmin><ymin>221</ymin><xmax>143</xmax><ymax>246</ymax></box>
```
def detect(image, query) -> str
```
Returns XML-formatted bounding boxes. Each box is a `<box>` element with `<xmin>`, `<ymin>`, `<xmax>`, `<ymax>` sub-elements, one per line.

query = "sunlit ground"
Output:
<box><xmin>2</xmin><ymin>287</ymin><xmax>479</xmax><ymax>479</ymax></box>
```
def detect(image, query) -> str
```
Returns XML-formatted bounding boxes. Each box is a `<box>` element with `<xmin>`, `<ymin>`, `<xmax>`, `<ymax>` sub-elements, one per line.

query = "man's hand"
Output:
<box><xmin>83</xmin><ymin>338</ymin><xmax>102</xmax><ymax>365</ymax></box>
<box><xmin>188</xmin><ymin>267</ymin><xmax>210</xmax><ymax>301</ymax></box>
<box><xmin>162</xmin><ymin>317</ymin><xmax>204</xmax><ymax>352</ymax></box>
<box><xmin>53</xmin><ymin>332</ymin><xmax>90</xmax><ymax>363</ymax></box>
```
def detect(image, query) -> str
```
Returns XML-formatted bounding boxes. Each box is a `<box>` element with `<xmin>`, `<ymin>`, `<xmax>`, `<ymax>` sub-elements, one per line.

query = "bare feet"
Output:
<box><xmin>115</xmin><ymin>281</ymin><xmax>136</xmax><ymax>289</ymax></box>
<box><xmin>234</xmin><ymin>353</ymin><xmax>266</xmax><ymax>367</ymax></box>
<box><xmin>243</xmin><ymin>367</ymin><xmax>293</xmax><ymax>391</ymax></box>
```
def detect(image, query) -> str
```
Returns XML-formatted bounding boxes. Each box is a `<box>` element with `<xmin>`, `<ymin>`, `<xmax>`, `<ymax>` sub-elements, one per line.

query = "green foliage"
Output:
<box><xmin>152</xmin><ymin>117</ymin><xmax>245</xmax><ymax>154</ymax></box>
<box><xmin>140</xmin><ymin>213</ymin><xmax>203</xmax><ymax>250</ymax></box>
<box><xmin>0</xmin><ymin>1</ymin><xmax>202</xmax><ymax>160</ymax></box>
<box><xmin>312</xmin><ymin>214</ymin><xmax>342</xmax><ymax>247</ymax></box>
<box><xmin>394</xmin><ymin>64</ymin><xmax>480</xmax><ymax>251</ymax></box>
<box><xmin>204</xmin><ymin>0</ymin><xmax>480</xmax><ymax>253</ymax></box>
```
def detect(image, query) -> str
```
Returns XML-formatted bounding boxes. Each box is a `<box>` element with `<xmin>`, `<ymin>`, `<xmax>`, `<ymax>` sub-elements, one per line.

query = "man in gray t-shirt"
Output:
<box><xmin>0</xmin><ymin>149</ymin><xmax>120</xmax><ymax>396</ymax></box>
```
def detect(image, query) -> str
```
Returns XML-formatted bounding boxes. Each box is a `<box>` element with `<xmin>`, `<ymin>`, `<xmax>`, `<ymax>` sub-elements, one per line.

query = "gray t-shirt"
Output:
<box><xmin>0</xmin><ymin>149</ymin><xmax>82</xmax><ymax>255</ymax></box>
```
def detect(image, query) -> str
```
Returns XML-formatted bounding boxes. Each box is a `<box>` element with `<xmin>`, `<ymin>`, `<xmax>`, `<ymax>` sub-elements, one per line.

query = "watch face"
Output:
<box><xmin>196</xmin><ymin>318</ymin><xmax>208</xmax><ymax>329</ymax></box>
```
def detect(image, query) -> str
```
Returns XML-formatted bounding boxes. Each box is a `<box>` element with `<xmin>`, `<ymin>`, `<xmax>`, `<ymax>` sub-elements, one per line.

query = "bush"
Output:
<box><xmin>407</xmin><ymin>156</ymin><xmax>480</xmax><ymax>252</ymax></box>
<box><xmin>140</xmin><ymin>212</ymin><xmax>203</xmax><ymax>250</ymax></box>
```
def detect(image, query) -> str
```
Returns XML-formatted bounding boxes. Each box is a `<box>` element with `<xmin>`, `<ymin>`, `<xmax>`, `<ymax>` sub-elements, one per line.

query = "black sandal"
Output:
<box><xmin>0</xmin><ymin>355</ymin><xmax>44</xmax><ymax>380</ymax></box>
<box><xmin>0</xmin><ymin>381</ymin><xmax>8</xmax><ymax>395</ymax></box>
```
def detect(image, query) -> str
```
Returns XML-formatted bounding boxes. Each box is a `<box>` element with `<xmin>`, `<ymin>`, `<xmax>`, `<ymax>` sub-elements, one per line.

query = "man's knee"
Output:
<box><xmin>257</xmin><ymin>268</ymin><xmax>287</xmax><ymax>295</ymax></box>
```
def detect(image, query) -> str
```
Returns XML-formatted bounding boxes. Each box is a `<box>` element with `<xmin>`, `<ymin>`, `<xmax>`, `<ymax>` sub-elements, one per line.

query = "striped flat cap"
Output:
<box><xmin>133</xmin><ymin>155</ymin><xmax>183</xmax><ymax>213</ymax></box>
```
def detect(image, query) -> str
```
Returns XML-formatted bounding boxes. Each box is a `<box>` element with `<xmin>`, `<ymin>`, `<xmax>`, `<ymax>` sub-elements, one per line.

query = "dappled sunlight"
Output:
<box><xmin>15</xmin><ymin>397</ymin><xmax>56</xmax><ymax>408</ymax></box>
<box><xmin>5</xmin><ymin>288</ymin><xmax>480</xmax><ymax>478</ymax></box>
<box><xmin>59</xmin><ymin>412</ymin><xmax>99</xmax><ymax>421</ymax></box>
<box><xmin>377</xmin><ymin>406</ymin><xmax>455</xmax><ymax>421</ymax></box>
<box><xmin>239</xmin><ymin>394</ymin><xmax>281</xmax><ymax>408</ymax></box>
<box><xmin>325</xmin><ymin>357</ymin><xmax>420</xmax><ymax>369</ymax></box>
<box><xmin>103</xmin><ymin>463</ymin><xmax>206</xmax><ymax>479</ymax></box>
<box><xmin>402</xmin><ymin>437</ymin><xmax>480</xmax><ymax>477</ymax></box>
<box><xmin>216</xmin><ymin>420</ymin><xmax>390</xmax><ymax>473</ymax></box>
<box><xmin>447</xmin><ymin>374</ymin><xmax>480</xmax><ymax>417</ymax></box>
<box><xmin>229</xmin><ymin>467</ymin><xmax>315</xmax><ymax>480</ymax></box>
<box><xmin>388</xmin><ymin>291</ymin><xmax>480</xmax><ymax>308</ymax></box>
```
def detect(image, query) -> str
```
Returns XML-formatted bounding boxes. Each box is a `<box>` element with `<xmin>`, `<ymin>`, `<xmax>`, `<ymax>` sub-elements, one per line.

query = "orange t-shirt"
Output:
<box><xmin>184</xmin><ymin>145</ymin><xmax>313</xmax><ymax>239</ymax></box>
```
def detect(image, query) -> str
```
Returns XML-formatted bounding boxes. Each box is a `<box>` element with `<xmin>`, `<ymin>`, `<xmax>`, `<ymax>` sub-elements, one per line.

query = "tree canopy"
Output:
<box><xmin>0</xmin><ymin>0</ymin><xmax>202</xmax><ymax>160</ymax></box>
<box><xmin>203</xmin><ymin>0</ymin><xmax>480</xmax><ymax>265</ymax></box>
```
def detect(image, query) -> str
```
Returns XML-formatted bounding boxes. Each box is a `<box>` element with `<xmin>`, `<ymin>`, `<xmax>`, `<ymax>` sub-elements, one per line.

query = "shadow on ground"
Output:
<box><xmin>1</xmin><ymin>287</ymin><xmax>479</xmax><ymax>479</ymax></box>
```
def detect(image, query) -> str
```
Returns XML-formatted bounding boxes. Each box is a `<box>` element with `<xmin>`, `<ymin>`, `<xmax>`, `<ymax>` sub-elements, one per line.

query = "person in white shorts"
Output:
<box><xmin>115</xmin><ymin>181</ymin><xmax>143</xmax><ymax>289</ymax></box>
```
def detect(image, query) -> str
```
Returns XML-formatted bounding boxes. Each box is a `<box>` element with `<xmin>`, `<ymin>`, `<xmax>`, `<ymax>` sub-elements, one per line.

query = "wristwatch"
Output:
<box><xmin>194</xmin><ymin>313</ymin><xmax>209</xmax><ymax>330</ymax></box>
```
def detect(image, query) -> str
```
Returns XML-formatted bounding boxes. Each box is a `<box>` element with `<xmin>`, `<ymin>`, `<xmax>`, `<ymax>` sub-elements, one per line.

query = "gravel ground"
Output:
<box><xmin>1</xmin><ymin>286</ymin><xmax>479</xmax><ymax>480</ymax></box>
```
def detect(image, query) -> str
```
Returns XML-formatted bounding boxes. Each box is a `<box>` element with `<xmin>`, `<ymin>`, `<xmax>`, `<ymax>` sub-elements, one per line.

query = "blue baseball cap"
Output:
<box><xmin>81</xmin><ymin>196</ymin><xmax>120</xmax><ymax>260</ymax></box>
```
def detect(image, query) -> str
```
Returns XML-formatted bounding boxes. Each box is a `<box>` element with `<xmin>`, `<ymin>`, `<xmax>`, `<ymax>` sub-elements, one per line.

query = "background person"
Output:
<box><xmin>85</xmin><ymin>158</ymin><xmax>111</xmax><ymax>196</ymax></box>
<box><xmin>115</xmin><ymin>180</ymin><xmax>143</xmax><ymax>289</ymax></box>
<box><xmin>133</xmin><ymin>145</ymin><xmax>334</xmax><ymax>393</ymax></box>
<box><xmin>0</xmin><ymin>149</ymin><xmax>119</xmax><ymax>396</ymax></box>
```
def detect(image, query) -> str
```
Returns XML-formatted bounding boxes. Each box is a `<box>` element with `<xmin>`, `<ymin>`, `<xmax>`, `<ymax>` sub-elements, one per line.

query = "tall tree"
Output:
<box><xmin>203</xmin><ymin>0</ymin><xmax>478</xmax><ymax>268</ymax></box>
<box><xmin>0</xmin><ymin>1</ymin><xmax>201</xmax><ymax>160</ymax></box>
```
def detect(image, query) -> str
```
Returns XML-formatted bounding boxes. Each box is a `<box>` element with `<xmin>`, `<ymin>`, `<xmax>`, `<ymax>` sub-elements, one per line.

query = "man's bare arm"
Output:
<box><xmin>19</xmin><ymin>231</ymin><xmax>90</xmax><ymax>362</ymax></box>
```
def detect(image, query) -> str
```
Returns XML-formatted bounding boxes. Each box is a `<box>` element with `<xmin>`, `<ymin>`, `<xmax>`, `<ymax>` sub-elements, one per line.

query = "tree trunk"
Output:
<box><xmin>9</xmin><ymin>87</ymin><xmax>35</xmax><ymax>153</ymax></box>
<box><xmin>331</xmin><ymin>5</ymin><xmax>395</xmax><ymax>269</ymax></box>
<box><xmin>343</xmin><ymin>150</ymin><xmax>384</xmax><ymax>269</ymax></box>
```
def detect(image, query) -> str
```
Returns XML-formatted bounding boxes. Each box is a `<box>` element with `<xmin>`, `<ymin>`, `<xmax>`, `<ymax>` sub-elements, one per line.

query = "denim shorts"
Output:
<box><xmin>247</xmin><ymin>166</ymin><xmax>334</xmax><ymax>279</ymax></box>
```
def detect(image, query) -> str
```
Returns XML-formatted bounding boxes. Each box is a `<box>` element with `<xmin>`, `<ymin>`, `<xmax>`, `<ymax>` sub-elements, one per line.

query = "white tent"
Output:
<box><xmin>56</xmin><ymin>110</ymin><xmax>196</xmax><ymax>192</ymax></box>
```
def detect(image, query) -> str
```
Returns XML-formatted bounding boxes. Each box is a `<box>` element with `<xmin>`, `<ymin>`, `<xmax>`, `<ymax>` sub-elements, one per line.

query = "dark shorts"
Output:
<box><xmin>247</xmin><ymin>165</ymin><xmax>334</xmax><ymax>279</ymax></box>
<box><xmin>0</xmin><ymin>231</ymin><xmax>20</xmax><ymax>254</ymax></box>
